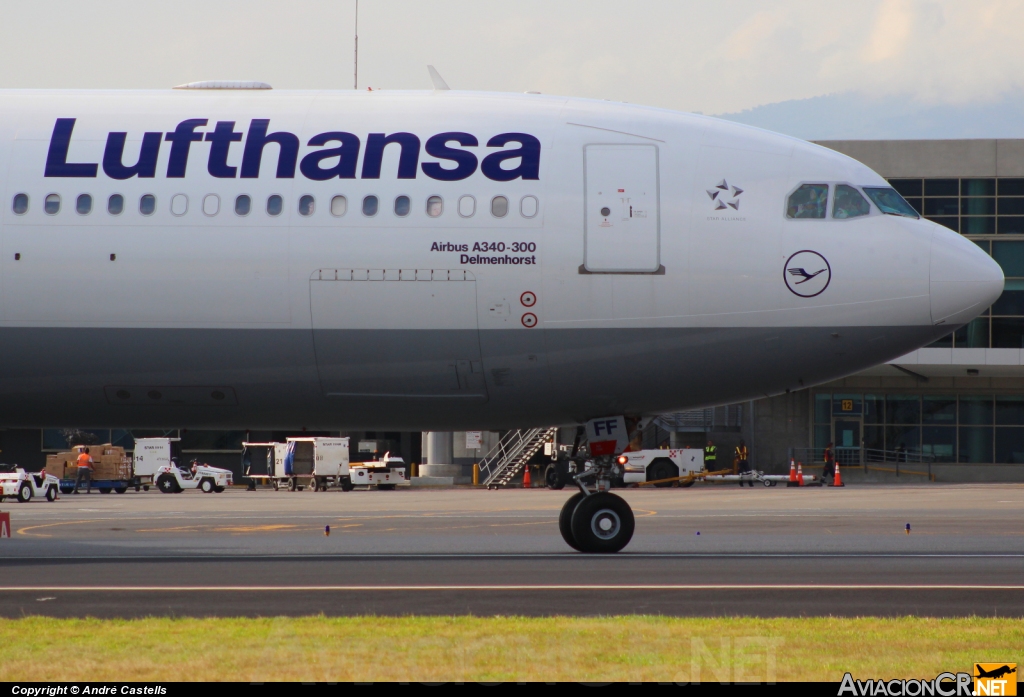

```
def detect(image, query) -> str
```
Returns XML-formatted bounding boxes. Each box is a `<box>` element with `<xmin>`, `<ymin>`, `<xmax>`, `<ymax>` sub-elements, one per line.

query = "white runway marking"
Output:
<box><xmin>4</xmin><ymin>584</ymin><xmax>1024</xmax><ymax>592</ymax></box>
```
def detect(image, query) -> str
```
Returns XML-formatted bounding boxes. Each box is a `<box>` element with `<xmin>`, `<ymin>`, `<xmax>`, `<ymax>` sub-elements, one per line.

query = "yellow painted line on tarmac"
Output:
<box><xmin>135</xmin><ymin>524</ymin><xmax>303</xmax><ymax>534</ymax></box>
<box><xmin>2</xmin><ymin>584</ymin><xmax>1024</xmax><ymax>592</ymax></box>
<box><xmin>16</xmin><ymin>520</ymin><xmax>94</xmax><ymax>538</ymax></box>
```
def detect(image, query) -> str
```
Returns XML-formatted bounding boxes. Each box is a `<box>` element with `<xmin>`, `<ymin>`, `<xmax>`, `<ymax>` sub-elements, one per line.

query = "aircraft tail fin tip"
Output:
<box><xmin>427</xmin><ymin>65</ymin><xmax>450</xmax><ymax>91</ymax></box>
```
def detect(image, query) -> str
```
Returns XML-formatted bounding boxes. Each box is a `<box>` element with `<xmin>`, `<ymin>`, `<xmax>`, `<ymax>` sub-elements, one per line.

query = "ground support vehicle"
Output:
<box><xmin>702</xmin><ymin>471</ymin><xmax>818</xmax><ymax>486</ymax></box>
<box><xmin>0</xmin><ymin>465</ymin><xmax>60</xmax><ymax>502</ymax></box>
<box><xmin>620</xmin><ymin>449</ymin><xmax>705</xmax><ymax>487</ymax></box>
<box><xmin>132</xmin><ymin>437</ymin><xmax>181</xmax><ymax>491</ymax></box>
<box><xmin>50</xmin><ymin>445</ymin><xmax>133</xmax><ymax>494</ymax></box>
<box><xmin>155</xmin><ymin>461</ymin><xmax>233</xmax><ymax>493</ymax></box>
<box><xmin>241</xmin><ymin>442</ymin><xmax>288</xmax><ymax>489</ymax></box>
<box><xmin>242</xmin><ymin>441</ymin><xmax>286</xmax><ymax>490</ymax></box>
<box><xmin>636</xmin><ymin>468</ymin><xmax>819</xmax><ymax>487</ymax></box>
<box><xmin>242</xmin><ymin>438</ymin><xmax>352</xmax><ymax>491</ymax></box>
<box><xmin>349</xmin><ymin>455</ymin><xmax>410</xmax><ymax>490</ymax></box>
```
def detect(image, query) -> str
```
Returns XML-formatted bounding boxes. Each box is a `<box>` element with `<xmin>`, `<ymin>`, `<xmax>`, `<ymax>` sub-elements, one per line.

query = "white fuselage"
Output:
<box><xmin>0</xmin><ymin>89</ymin><xmax>1003</xmax><ymax>430</ymax></box>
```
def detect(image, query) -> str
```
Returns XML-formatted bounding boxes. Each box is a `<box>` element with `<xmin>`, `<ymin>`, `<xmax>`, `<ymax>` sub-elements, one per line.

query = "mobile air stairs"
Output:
<box><xmin>478</xmin><ymin>427</ymin><xmax>558</xmax><ymax>489</ymax></box>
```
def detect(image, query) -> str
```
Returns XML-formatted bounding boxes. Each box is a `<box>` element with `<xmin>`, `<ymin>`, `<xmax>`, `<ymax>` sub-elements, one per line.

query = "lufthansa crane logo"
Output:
<box><xmin>784</xmin><ymin>250</ymin><xmax>831</xmax><ymax>298</ymax></box>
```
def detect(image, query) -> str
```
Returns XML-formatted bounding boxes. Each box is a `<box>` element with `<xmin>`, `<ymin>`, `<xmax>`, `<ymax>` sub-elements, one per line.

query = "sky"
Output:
<box><xmin>2</xmin><ymin>0</ymin><xmax>1023</xmax><ymax>136</ymax></box>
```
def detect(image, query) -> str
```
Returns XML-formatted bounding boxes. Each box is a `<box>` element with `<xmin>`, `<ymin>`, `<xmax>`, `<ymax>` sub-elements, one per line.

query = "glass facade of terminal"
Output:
<box><xmin>889</xmin><ymin>178</ymin><xmax>1024</xmax><ymax>348</ymax></box>
<box><xmin>813</xmin><ymin>393</ymin><xmax>1024</xmax><ymax>463</ymax></box>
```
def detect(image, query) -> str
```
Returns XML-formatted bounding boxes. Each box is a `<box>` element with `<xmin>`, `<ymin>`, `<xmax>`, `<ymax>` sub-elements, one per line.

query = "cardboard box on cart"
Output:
<box><xmin>54</xmin><ymin>445</ymin><xmax>130</xmax><ymax>480</ymax></box>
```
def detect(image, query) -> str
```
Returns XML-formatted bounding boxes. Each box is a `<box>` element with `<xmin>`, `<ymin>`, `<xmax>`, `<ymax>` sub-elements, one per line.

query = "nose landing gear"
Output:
<box><xmin>558</xmin><ymin>455</ymin><xmax>635</xmax><ymax>553</ymax></box>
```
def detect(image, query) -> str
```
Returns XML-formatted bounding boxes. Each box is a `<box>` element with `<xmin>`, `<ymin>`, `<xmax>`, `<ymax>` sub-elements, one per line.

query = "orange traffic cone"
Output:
<box><xmin>797</xmin><ymin>463</ymin><xmax>805</xmax><ymax>487</ymax></box>
<box><xmin>523</xmin><ymin>465</ymin><xmax>532</xmax><ymax>488</ymax></box>
<box><xmin>787</xmin><ymin>459</ymin><xmax>798</xmax><ymax>487</ymax></box>
<box><xmin>831</xmin><ymin>462</ymin><xmax>845</xmax><ymax>487</ymax></box>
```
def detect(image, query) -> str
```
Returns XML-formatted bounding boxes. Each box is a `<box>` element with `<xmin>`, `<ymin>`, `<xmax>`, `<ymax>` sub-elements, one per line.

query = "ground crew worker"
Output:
<box><xmin>823</xmin><ymin>442</ymin><xmax>836</xmax><ymax>483</ymax></box>
<box><xmin>735</xmin><ymin>440</ymin><xmax>751</xmax><ymax>484</ymax></box>
<box><xmin>74</xmin><ymin>447</ymin><xmax>94</xmax><ymax>494</ymax></box>
<box><xmin>704</xmin><ymin>440</ymin><xmax>717</xmax><ymax>472</ymax></box>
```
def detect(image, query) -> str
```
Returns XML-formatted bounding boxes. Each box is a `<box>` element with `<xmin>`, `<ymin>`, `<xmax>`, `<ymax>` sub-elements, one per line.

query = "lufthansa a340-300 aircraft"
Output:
<box><xmin>0</xmin><ymin>81</ymin><xmax>1003</xmax><ymax>551</ymax></box>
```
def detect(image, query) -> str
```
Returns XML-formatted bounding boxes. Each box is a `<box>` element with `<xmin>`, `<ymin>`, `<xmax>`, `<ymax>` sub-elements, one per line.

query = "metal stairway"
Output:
<box><xmin>478</xmin><ymin>427</ymin><xmax>558</xmax><ymax>489</ymax></box>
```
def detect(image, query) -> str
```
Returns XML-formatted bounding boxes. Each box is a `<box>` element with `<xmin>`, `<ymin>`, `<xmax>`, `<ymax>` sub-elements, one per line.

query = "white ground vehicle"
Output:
<box><xmin>620</xmin><ymin>448</ymin><xmax>804</xmax><ymax>487</ymax></box>
<box><xmin>0</xmin><ymin>465</ymin><xmax>60</xmax><ymax>502</ymax></box>
<box><xmin>349</xmin><ymin>454</ymin><xmax>410</xmax><ymax>490</ymax></box>
<box><xmin>242</xmin><ymin>439</ymin><xmax>409</xmax><ymax>491</ymax></box>
<box><xmin>132</xmin><ymin>437</ymin><xmax>180</xmax><ymax>491</ymax></box>
<box><xmin>155</xmin><ymin>460</ymin><xmax>233</xmax><ymax>493</ymax></box>
<box><xmin>243</xmin><ymin>438</ymin><xmax>352</xmax><ymax>491</ymax></box>
<box><xmin>620</xmin><ymin>449</ymin><xmax>705</xmax><ymax>487</ymax></box>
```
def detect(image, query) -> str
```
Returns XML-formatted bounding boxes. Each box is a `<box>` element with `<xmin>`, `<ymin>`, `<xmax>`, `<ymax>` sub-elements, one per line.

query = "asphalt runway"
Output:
<box><xmin>2</xmin><ymin>483</ymin><xmax>1023</xmax><ymax>617</ymax></box>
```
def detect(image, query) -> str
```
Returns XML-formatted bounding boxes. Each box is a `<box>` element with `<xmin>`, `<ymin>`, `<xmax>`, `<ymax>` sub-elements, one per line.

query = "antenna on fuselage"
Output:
<box><xmin>354</xmin><ymin>0</ymin><xmax>359</xmax><ymax>90</ymax></box>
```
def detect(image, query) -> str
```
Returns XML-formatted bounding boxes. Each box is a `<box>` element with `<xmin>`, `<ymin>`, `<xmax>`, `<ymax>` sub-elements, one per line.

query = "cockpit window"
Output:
<box><xmin>787</xmin><ymin>184</ymin><xmax>828</xmax><ymax>219</ymax></box>
<box><xmin>863</xmin><ymin>187</ymin><xmax>920</xmax><ymax>218</ymax></box>
<box><xmin>833</xmin><ymin>185</ymin><xmax>871</xmax><ymax>219</ymax></box>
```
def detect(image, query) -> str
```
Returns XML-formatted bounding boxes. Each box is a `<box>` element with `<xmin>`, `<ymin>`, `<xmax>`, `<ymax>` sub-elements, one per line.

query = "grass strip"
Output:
<box><xmin>1</xmin><ymin>616</ymin><xmax>1020</xmax><ymax>682</ymax></box>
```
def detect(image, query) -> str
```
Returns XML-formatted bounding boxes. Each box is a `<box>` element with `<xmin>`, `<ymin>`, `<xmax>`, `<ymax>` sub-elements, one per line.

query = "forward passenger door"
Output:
<box><xmin>583</xmin><ymin>144</ymin><xmax>661</xmax><ymax>273</ymax></box>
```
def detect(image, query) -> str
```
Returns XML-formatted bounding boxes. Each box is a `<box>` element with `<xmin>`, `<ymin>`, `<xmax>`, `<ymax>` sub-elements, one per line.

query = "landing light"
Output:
<box><xmin>617</xmin><ymin>455</ymin><xmax>628</xmax><ymax>465</ymax></box>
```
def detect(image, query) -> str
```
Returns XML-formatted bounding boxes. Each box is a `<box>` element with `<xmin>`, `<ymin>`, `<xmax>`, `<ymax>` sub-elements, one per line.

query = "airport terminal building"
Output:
<box><xmin>3</xmin><ymin>138</ymin><xmax>1024</xmax><ymax>483</ymax></box>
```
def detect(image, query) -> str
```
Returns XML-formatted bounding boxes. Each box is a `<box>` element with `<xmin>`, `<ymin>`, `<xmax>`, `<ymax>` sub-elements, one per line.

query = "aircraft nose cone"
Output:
<box><xmin>930</xmin><ymin>228</ymin><xmax>1004</xmax><ymax>326</ymax></box>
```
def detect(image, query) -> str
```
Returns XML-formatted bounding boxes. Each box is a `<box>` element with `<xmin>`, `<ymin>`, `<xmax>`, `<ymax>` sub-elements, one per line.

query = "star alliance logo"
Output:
<box><xmin>707</xmin><ymin>179</ymin><xmax>743</xmax><ymax>210</ymax></box>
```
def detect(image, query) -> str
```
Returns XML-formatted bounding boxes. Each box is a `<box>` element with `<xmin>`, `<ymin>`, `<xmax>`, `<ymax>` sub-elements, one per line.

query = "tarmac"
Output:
<box><xmin>2</xmin><ymin>482</ymin><xmax>1023</xmax><ymax>617</ymax></box>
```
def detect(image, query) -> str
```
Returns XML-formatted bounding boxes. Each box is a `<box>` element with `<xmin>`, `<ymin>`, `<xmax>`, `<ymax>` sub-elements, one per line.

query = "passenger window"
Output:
<box><xmin>331</xmin><ymin>195</ymin><xmax>347</xmax><ymax>217</ymax></box>
<box><xmin>299</xmin><ymin>195</ymin><xmax>315</xmax><ymax>217</ymax></box>
<box><xmin>394</xmin><ymin>195</ymin><xmax>410</xmax><ymax>217</ymax></box>
<box><xmin>108</xmin><ymin>194</ymin><xmax>124</xmax><ymax>215</ymax></box>
<box><xmin>786</xmin><ymin>184</ymin><xmax>828</xmax><ymax>219</ymax></box>
<box><xmin>44</xmin><ymin>194</ymin><xmax>61</xmax><ymax>215</ymax></box>
<box><xmin>458</xmin><ymin>195</ymin><xmax>475</xmax><ymax>218</ymax></box>
<box><xmin>832</xmin><ymin>185</ymin><xmax>870</xmax><ymax>219</ymax></box>
<box><xmin>235</xmin><ymin>195</ymin><xmax>251</xmax><ymax>216</ymax></box>
<box><xmin>12</xmin><ymin>193</ymin><xmax>28</xmax><ymax>215</ymax></box>
<box><xmin>520</xmin><ymin>195</ymin><xmax>538</xmax><ymax>218</ymax></box>
<box><xmin>491</xmin><ymin>195</ymin><xmax>509</xmax><ymax>218</ymax></box>
<box><xmin>267</xmin><ymin>194</ymin><xmax>283</xmax><ymax>216</ymax></box>
<box><xmin>362</xmin><ymin>195</ymin><xmax>378</xmax><ymax>217</ymax></box>
<box><xmin>171</xmin><ymin>194</ymin><xmax>189</xmax><ymax>216</ymax></box>
<box><xmin>139</xmin><ymin>194</ymin><xmax>156</xmax><ymax>216</ymax></box>
<box><xmin>426</xmin><ymin>196</ymin><xmax>443</xmax><ymax>217</ymax></box>
<box><xmin>202</xmin><ymin>194</ymin><xmax>219</xmax><ymax>216</ymax></box>
<box><xmin>76</xmin><ymin>194</ymin><xmax>92</xmax><ymax>215</ymax></box>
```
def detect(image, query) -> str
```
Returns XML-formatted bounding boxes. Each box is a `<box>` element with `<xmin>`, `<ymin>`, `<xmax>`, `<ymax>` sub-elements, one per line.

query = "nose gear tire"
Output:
<box><xmin>558</xmin><ymin>492</ymin><xmax>587</xmax><ymax>551</ymax></box>
<box><xmin>570</xmin><ymin>492</ymin><xmax>635</xmax><ymax>554</ymax></box>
